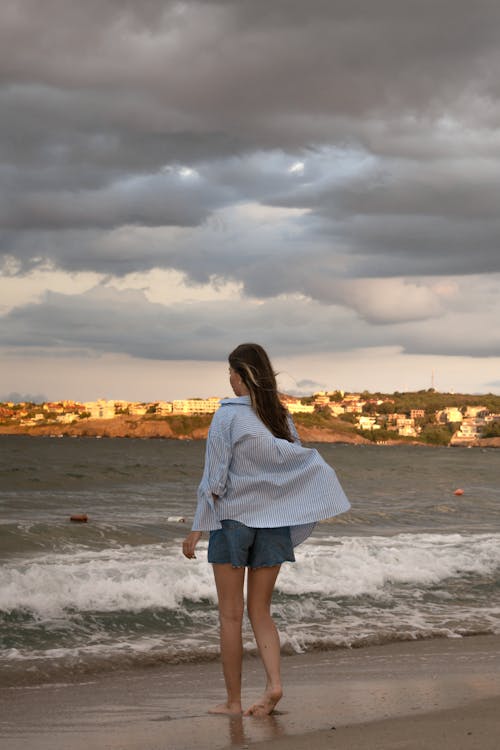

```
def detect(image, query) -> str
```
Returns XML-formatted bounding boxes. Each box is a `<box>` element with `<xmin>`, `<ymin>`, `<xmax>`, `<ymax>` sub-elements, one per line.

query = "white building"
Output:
<box><xmin>465</xmin><ymin>406</ymin><xmax>489</xmax><ymax>419</ymax></box>
<box><xmin>156</xmin><ymin>401</ymin><xmax>173</xmax><ymax>415</ymax></box>
<box><xmin>172</xmin><ymin>398</ymin><xmax>221</xmax><ymax>415</ymax></box>
<box><xmin>286</xmin><ymin>402</ymin><xmax>315</xmax><ymax>414</ymax></box>
<box><xmin>83</xmin><ymin>400</ymin><xmax>116</xmax><ymax>420</ymax></box>
<box><xmin>56</xmin><ymin>413</ymin><xmax>78</xmax><ymax>424</ymax></box>
<box><xmin>328</xmin><ymin>404</ymin><xmax>346</xmax><ymax>417</ymax></box>
<box><xmin>357</xmin><ymin>415</ymin><xmax>379</xmax><ymax>430</ymax></box>
<box><xmin>129</xmin><ymin>404</ymin><xmax>148</xmax><ymax>416</ymax></box>
<box><xmin>396</xmin><ymin>417</ymin><xmax>418</xmax><ymax>437</ymax></box>
<box><xmin>342</xmin><ymin>397</ymin><xmax>365</xmax><ymax>413</ymax></box>
<box><xmin>410</xmin><ymin>409</ymin><xmax>426</xmax><ymax>419</ymax></box>
<box><xmin>398</xmin><ymin>424</ymin><xmax>418</xmax><ymax>438</ymax></box>
<box><xmin>312</xmin><ymin>393</ymin><xmax>330</xmax><ymax>407</ymax></box>
<box><xmin>437</xmin><ymin>407</ymin><xmax>463</xmax><ymax>424</ymax></box>
<box><xmin>451</xmin><ymin>418</ymin><xmax>483</xmax><ymax>443</ymax></box>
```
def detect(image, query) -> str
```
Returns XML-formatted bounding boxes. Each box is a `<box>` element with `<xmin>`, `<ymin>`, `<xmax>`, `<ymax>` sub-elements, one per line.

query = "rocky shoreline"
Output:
<box><xmin>0</xmin><ymin>415</ymin><xmax>369</xmax><ymax>443</ymax></box>
<box><xmin>1</xmin><ymin>415</ymin><xmax>499</xmax><ymax>446</ymax></box>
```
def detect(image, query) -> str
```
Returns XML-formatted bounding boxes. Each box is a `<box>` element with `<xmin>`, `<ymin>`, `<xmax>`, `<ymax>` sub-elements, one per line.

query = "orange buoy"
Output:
<box><xmin>453</xmin><ymin>489</ymin><xmax>464</xmax><ymax>496</ymax></box>
<box><xmin>70</xmin><ymin>514</ymin><xmax>88</xmax><ymax>522</ymax></box>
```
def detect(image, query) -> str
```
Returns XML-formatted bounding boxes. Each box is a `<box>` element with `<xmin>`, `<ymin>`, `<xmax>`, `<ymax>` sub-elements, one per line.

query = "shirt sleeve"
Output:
<box><xmin>191</xmin><ymin>408</ymin><xmax>233</xmax><ymax>531</ymax></box>
<box><xmin>192</xmin><ymin>489</ymin><xmax>221</xmax><ymax>531</ymax></box>
<box><xmin>204</xmin><ymin>411</ymin><xmax>233</xmax><ymax>498</ymax></box>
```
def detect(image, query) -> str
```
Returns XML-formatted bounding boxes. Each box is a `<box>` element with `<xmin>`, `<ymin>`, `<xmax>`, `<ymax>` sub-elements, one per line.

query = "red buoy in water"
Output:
<box><xmin>70</xmin><ymin>514</ymin><xmax>88</xmax><ymax>522</ymax></box>
<box><xmin>453</xmin><ymin>489</ymin><xmax>464</xmax><ymax>496</ymax></box>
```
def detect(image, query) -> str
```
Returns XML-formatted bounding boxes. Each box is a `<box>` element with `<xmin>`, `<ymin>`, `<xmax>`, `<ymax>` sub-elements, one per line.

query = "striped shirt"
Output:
<box><xmin>192</xmin><ymin>395</ymin><xmax>351</xmax><ymax>546</ymax></box>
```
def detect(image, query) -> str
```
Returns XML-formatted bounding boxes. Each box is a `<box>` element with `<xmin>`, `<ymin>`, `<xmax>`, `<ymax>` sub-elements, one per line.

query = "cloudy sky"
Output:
<box><xmin>1</xmin><ymin>0</ymin><xmax>500</xmax><ymax>401</ymax></box>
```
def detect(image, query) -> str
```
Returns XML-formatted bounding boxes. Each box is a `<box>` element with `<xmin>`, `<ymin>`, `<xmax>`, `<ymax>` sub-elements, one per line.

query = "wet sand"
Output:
<box><xmin>252</xmin><ymin>695</ymin><xmax>500</xmax><ymax>750</ymax></box>
<box><xmin>1</xmin><ymin>635</ymin><xmax>499</xmax><ymax>750</ymax></box>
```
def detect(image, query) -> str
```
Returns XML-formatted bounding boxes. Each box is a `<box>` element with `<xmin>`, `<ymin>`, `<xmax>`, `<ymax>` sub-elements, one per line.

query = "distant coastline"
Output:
<box><xmin>1</xmin><ymin>414</ymin><xmax>499</xmax><ymax>447</ymax></box>
<box><xmin>2</xmin><ymin>389</ymin><xmax>500</xmax><ymax>446</ymax></box>
<box><xmin>0</xmin><ymin>414</ymin><xmax>368</xmax><ymax>444</ymax></box>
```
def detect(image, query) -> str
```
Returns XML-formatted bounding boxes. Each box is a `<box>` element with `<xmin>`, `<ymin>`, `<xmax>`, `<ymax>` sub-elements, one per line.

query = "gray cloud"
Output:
<box><xmin>290</xmin><ymin>378</ymin><xmax>328</xmax><ymax>397</ymax></box>
<box><xmin>1</xmin><ymin>0</ymin><xmax>500</xmax><ymax>369</ymax></box>
<box><xmin>0</xmin><ymin>286</ymin><xmax>368</xmax><ymax>360</ymax></box>
<box><xmin>1</xmin><ymin>168</ymin><xmax>229</xmax><ymax>230</ymax></box>
<box><xmin>3</xmin><ymin>2</ymin><xmax>499</xmax><ymax>126</ymax></box>
<box><xmin>0</xmin><ymin>391</ymin><xmax>47</xmax><ymax>404</ymax></box>
<box><xmin>1</xmin><ymin>283</ymin><xmax>498</xmax><ymax>362</ymax></box>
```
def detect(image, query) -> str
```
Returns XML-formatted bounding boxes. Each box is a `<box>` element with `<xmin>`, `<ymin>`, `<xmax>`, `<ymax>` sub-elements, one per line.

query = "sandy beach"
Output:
<box><xmin>2</xmin><ymin>634</ymin><xmax>499</xmax><ymax>750</ymax></box>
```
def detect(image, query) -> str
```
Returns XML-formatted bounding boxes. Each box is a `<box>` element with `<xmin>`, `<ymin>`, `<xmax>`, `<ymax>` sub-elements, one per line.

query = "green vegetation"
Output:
<box><xmin>352</xmin><ymin>390</ymin><xmax>500</xmax><ymax>445</ymax></box>
<box><xmin>150</xmin><ymin>414</ymin><xmax>213</xmax><ymax>435</ymax></box>
<box><xmin>419</xmin><ymin>423</ymin><xmax>455</xmax><ymax>446</ymax></box>
<box><xmin>293</xmin><ymin>411</ymin><xmax>358</xmax><ymax>434</ymax></box>
<box><xmin>338</xmin><ymin>412</ymin><xmax>357</xmax><ymax>424</ymax></box>
<box><xmin>298</xmin><ymin>396</ymin><xmax>314</xmax><ymax>405</ymax></box>
<box><xmin>482</xmin><ymin>420</ymin><xmax>500</xmax><ymax>438</ymax></box>
<box><xmin>364</xmin><ymin>389</ymin><xmax>500</xmax><ymax>414</ymax></box>
<box><xmin>328</xmin><ymin>391</ymin><xmax>344</xmax><ymax>402</ymax></box>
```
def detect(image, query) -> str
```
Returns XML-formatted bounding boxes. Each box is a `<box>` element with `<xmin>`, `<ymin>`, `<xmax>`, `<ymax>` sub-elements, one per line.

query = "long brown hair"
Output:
<box><xmin>228</xmin><ymin>343</ymin><xmax>293</xmax><ymax>441</ymax></box>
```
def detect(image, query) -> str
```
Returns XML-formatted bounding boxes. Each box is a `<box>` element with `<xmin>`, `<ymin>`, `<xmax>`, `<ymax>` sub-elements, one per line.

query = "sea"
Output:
<box><xmin>1</xmin><ymin>435</ymin><xmax>499</xmax><ymax>688</ymax></box>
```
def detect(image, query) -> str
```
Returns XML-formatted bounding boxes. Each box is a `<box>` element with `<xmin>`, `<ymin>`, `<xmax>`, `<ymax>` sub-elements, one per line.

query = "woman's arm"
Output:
<box><xmin>183</xmin><ymin>495</ymin><xmax>217</xmax><ymax>558</ymax></box>
<box><xmin>182</xmin><ymin>530</ymin><xmax>202</xmax><ymax>559</ymax></box>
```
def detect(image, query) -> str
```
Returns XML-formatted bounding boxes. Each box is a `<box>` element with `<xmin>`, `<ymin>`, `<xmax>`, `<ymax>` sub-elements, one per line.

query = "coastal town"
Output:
<box><xmin>1</xmin><ymin>390</ymin><xmax>500</xmax><ymax>446</ymax></box>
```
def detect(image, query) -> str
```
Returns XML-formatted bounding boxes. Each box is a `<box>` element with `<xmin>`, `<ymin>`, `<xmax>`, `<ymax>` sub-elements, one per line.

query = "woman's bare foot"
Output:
<box><xmin>244</xmin><ymin>686</ymin><xmax>283</xmax><ymax>716</ymax></box>
<box><xmin>208</xmin><ymin>701</ymin><xmax>242</xmax><ymax>715</ymax></box>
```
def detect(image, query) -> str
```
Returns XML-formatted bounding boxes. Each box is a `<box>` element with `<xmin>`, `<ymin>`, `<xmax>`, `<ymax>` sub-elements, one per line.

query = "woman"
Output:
<box><xmin>182</xmin><ymin>343</ymin><xmax>350</xmax><ymax>716</ymax></box>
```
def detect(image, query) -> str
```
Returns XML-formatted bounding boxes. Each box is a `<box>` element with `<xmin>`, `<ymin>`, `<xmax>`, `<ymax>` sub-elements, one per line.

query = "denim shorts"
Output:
<box><xmin>208</xmin><ymin>519</ymin><xmax>295</xmax><ymax>568</ymax></box>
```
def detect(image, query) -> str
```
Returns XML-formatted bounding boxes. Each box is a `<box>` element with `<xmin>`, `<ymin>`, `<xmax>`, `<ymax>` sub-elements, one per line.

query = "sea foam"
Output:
<box><xmin>2</xmin><ymin>532</ymin><xmax>499</xmax><ymax>619</ymax></box>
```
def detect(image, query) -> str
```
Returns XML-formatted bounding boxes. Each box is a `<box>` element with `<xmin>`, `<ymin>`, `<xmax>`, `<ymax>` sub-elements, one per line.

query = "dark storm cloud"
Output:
<box><xmin>3</xmin><ymin>1</ymin><xmax>499</xmax><ymax>123</ymax></box>
<box><xmin>2</xmin><ymin>0</ymin><xmax>500</xmax><ymax>356</ymax></box>
<box><xmin>0</xmin><ymin>168</ymin><xmax>229</xmax><ymax>230</ymax></box>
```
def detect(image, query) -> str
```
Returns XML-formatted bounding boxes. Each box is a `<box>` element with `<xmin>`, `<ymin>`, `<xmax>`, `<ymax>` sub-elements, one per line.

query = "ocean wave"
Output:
<box><xmin>2</xmin><ymin>533</ymin><xmax>500</xmax><ymax>619</ymax></box>
<box><xmin>0</xmin><ymin>542</ymin><xmax>215</xmax><ymax>618</ymax></box>
<box><xmin>280</xmin><ymin>532</ymin><xmax>500</xmax><ymax>598</ymax></box>
<box><xmin>2</xmin><ymin>531</ymin><xmax>500</xmax><ymax>688</ymax></box>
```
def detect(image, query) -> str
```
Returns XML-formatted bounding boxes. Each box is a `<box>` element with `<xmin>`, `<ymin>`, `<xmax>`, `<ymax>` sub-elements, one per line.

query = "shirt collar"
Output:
<box><xmin>220</xmin><ymin>395</ymin><xmax>252</xmax><ymax>406</ymax></box>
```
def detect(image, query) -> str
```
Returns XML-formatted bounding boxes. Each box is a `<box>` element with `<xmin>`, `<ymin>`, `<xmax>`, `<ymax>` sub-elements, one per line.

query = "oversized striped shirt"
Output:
<box><xmin>192</xmin><ymin>395</ymin><xmax>351</xmax><ymax>546</ymax></box>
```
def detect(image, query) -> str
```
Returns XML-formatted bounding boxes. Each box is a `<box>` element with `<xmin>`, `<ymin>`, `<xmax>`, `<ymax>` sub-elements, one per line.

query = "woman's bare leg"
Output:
<box><xmin>244</xmin><ymin>564</ymin><xmax>283</xmax><ymax>716</ymax></box>
<box><xmin>210</xmin><ymin>563</ymin><xmax>246</xmax><ymax>715</ymax></box>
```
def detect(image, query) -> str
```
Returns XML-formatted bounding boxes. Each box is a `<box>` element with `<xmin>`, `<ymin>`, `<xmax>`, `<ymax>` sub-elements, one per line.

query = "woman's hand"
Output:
<box><xmin>182</xmin><ymin>531</ymin><xmax>202</xmax><ymax>559</ymax></box>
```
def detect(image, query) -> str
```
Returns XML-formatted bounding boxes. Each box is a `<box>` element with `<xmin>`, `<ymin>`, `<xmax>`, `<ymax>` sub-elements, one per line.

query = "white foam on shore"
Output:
<box><xmin>1</xmin><ymin>532</ymin><xmax>499</xmax><ymax>618</ymax></box>
<box><xmin>0</xmin><ymin>541</ymin><xmax>215</xmax><ymax>617</ymax></box>
<box><xmin>1</xmin><ymin>531</ymin><xmax>499</xmax><ymax>687</ymax></box>
<box><xmin>279</xmin><ymin>532</ymin><xmax>500</xmax><ymax>598</ymax></box>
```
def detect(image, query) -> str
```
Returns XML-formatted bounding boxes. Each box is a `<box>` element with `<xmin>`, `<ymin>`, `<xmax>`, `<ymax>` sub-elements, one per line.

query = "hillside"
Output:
<box><xmin>0</xmin><ymin>413</ymin><xmax>371</xmax><ymax>444</ymax></box>
<box><xmin>1</xmin><ymin>411</ymin><xmax>498</xmax><ymax>446</ymax></box>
